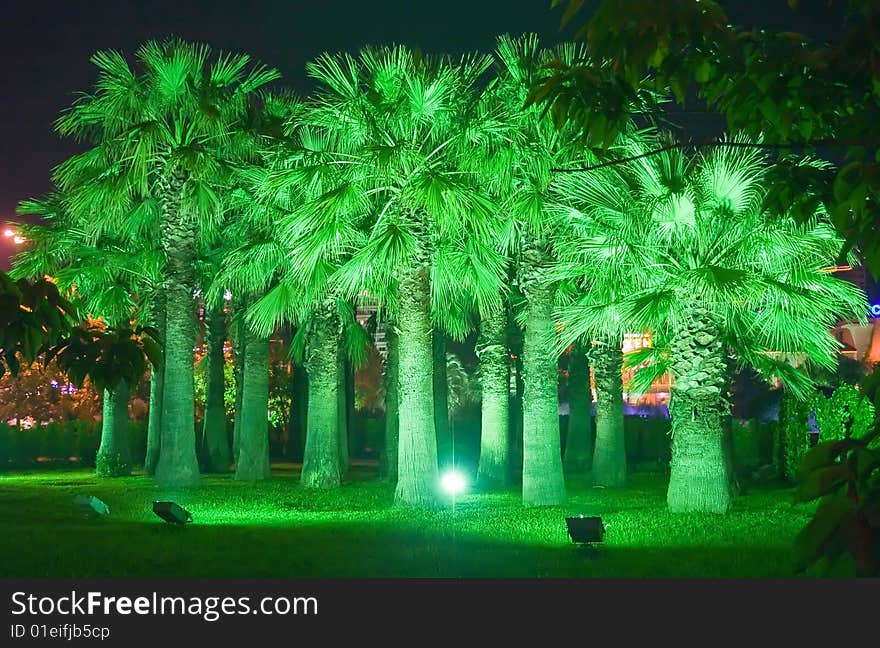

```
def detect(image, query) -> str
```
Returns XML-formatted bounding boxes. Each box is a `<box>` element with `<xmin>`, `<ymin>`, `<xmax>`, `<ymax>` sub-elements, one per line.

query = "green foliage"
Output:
<box><xmin>812</xmin><ymin>384</ymin><xmax>876</xmax><ymax>444</ymax></box>
<box><xmin>794</xmin><ymin>428</ymin><xmax>880</xmax><ymax>576</ymax></box>
<box><xmin>48</xmin><ymin>324</ymin><xmax>163</xmax><ymax>394</ymax></box>
<box><xmin>552</xmin><ymin>133</ymin><xmax>867</xmax><ymax>400</ymax></box>
<box><xmin>0</xmin><ymin>420</ymin><xmax>147</xmax><ymax>468</ymax></box>
<box><xmin>194</xmin><ymin>353</ymin><xmax>236</xmax><ymax>418</ymax></box>
<box><xmin>779</xmin><ymin>392</ymin><xmax>811</xmax><ymax>482</ymax></box>
<box><xmin>540</xmin><ymin>0</ymin><xmax>880</xmax><ymax>276</ymax></box>
<box><xmin>0</xmin><ymin>272</ymin><xmax>75</xmax><ymax>378</ymax></box>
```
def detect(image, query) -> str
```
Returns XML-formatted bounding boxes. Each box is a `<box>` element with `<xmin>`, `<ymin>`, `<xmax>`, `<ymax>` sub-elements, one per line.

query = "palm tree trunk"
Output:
<box><xmin>336</xmin><ymin>337</ymin><xmax>350</xmax><ymax>475</ymax></box>
<box><xmin>395</xmin><ymin>264</ymin><xmax>439</xmax><ymax>506</ymax></box>
<box><xmin>203</xmin><ymin>304</ymin><xmax>230</xmax><ymax>472</ymax></box>
<box><xmin>521</xmin><ymin>282</ymin><xmax>566</xmax><ymax>506</ymax></box>
<box><xmin>477</xmin><ymin>307</ymin><xmax>510</xmax><ymax>488</ymax></box>
<box><xmin>145</xmin><ymin>292</ymin><xmax>165</xmax><ymax>476</ymax></box>
<box><xmin>155</xmin><ymin>171</ymin><xmax>200</xmax><ymax>488</ymax></box>
<box><xmin>666</xmin><ymin>307</ymin><xmax>731</xmax><ymax>513</ymax></box>
<box><xmin>591</xmin><ymin>336</ymin><xmax>626</xmax><ymax>486</ymax></box>
<box><xmin>235</xmin><ymin>328</ymin><xmax>271</xmax><ymax>480</ymax></box>
<box><xmin>381</xmin><ymin>323</ymin><xmax>399</xmax><ymax>481</ymax></box>
<box><xmin>96</xmin><ymin>380</ymin><xmax>132</xmax><ymax>477</ymax></box>
<box><xmin>563</xmin><ymin>342</ymin><xmax>593</xmax><ymax>474</ymax></box>
<box><xmin>433</xmin><ymin>329</ymin><xmax>451</xmax><ymax>470</ymax></box>
<box><xmin>302</xmin><ymin>301</ymin><xmax>341</xmax><ymax>488</ymax></box>
<box><xmin>231</xmin><ymin>305</ymin><xmax>246</xmax><ymax>464</ymax></box>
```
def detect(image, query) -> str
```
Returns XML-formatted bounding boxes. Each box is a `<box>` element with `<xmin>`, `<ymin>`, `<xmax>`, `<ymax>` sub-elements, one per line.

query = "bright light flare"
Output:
<box><xmin>441</xmin><ymin>470</ymin><xmax>466</xmax><ymax>496</ymax></box>
<box><xmin>4</xmin><ymin>228</ymin><xmax>24</xmax><ymax>244</ymax></box>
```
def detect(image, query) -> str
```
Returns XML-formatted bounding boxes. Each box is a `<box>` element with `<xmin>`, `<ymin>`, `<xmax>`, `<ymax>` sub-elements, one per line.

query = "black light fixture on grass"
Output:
<box><xmin>152</xmin><ymin>501</ymin><xmax>193</xmax><ymax>525</ymax></box>
<box><xmin>73</xmin><ymin>494</ymin><xmax>110</xmax><ymax>518</ymax></box>
<box><xmin>565</xmin><ymin>515</ymin><xmax>606</xmax><ymax>546</ymax></box>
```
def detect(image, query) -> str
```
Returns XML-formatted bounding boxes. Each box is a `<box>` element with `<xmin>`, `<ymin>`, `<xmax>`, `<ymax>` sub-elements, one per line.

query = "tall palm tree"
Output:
<box><xmin>472</xmin><ymin>35</ymin><xmax>592</xmax><ymax>505</ymax></box>
<box><xmin>53</xmin><ymin>40</ymin><xmax>279</xmax><ymax>488</ymax></box>
<box><xmin>553</xmin><ymin>135</ymin><xmax>867</xmax><ymax>513</ymax></box>
<box><xmin>218</xmin><ymin>95</ymin><xmax>371</xmax><ymax>488</ymax></box>
<box><xmin>274</xmin><ymin>46</ymin><xmax>503</xmax><ymax>506</ymax></box>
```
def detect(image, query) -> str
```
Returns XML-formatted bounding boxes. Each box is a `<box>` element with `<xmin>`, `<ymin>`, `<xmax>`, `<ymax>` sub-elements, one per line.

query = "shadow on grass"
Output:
<box><xmin>0</xmin><ymin>512</ymin><xmax>799</xmax><ymax>578</ymax></box>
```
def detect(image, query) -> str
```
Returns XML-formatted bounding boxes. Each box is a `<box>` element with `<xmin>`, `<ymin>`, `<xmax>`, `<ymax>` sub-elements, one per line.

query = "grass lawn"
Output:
<box><xmin>0</xmin><ymin>464</ymin><xmax>819</xmax><ymax>578</ymax></box>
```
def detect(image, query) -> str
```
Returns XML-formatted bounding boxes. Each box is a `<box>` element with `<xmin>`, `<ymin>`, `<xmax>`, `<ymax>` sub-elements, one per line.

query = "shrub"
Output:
<box><xmin>811</xmin><ymin>384</ymin><xmax>875</xmax><ymax>443</ymax></box>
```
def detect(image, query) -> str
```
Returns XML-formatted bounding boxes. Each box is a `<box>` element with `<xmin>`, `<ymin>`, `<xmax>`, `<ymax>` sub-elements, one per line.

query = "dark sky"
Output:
<box><xmin>0</xmin><ymin>0</ymin><xmax>846</xmax><ymax>269</ymax></box>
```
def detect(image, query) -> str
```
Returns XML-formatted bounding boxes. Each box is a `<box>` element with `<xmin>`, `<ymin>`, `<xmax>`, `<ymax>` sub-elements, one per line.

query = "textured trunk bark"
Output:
<box><xmin>301</xmin><ymin>301</ymin><xmax>341</xmax><ymax>488</ymax></box>
<box><xmin>96</xmin><ymin>381</ymin><xmax>132</xmax><ymax>477</ymax></box>
<box><xmin>521</xmin><ymin>282</ymin><xmax>566</xmax><ymax>506</ymax></box>
<box><xmin>477</xmin><ymin>307</ymin><xmax>510</xmax><ymax>489</ymax></box>
<box><xmin>395</xmin><ymin>264</ymin><xmax>439</xmax><ymax>506</ymax></box>
<box><xmin>591</xmin><ymin>337</ymin><xmax>626</xmax><ymax>486</ymax></box>
<box><xmin>666</xmin><ymin>306</ymin><xmax>731</xmax><ymax>513</ymax></box>
<box><xmin>563</xmin><ymin>342</ymin><xmax>593</xmax><ymax>474</ymax></box>
<box><xmin>203</xmin><ymin>305</ymin><xmax>230</xmax><ymax>472</ymax></box>
<box><xmin>155</xmin><ymin>171</ymin><xmax>200</xmax><ymax>488</ymax></box>
<box><xmin>144</xmin><ymin>293</ymin><xmax>165</xmax><ymax>476</ymax></box>
<box><xmin>235</xmin><ymin>329</ymin><xmax>271</xmax><ymax>480</ymax></box>
<box><xmin>381</xmin><ymin>323</ymin><xmax>399</xmax><ymax>481</ymax></box>
<box><xmin>433</xmin><ymin>329</ymin><xmax>451</xmax><ymax>470</ymax></box>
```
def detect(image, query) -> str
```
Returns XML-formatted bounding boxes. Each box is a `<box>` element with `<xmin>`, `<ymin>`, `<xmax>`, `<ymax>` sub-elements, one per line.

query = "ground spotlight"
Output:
<box><xmin>73</xmin><ymin>494</ymin><xmax>109</xmax><ymax>518</ymax></box>
<box><xmin>152</xmin><ymin>501</ymin><xmax>193</xmax><ymax>525</ymax></box>
<box><xmin>441</xmin><ymin>470</ymin><xmax>466</xmax><ymax>497</ymax></box>
<box><xmin>565</xmin><ymin>515</ymin><xmax>606</xmax><ymax>546</ymax></box>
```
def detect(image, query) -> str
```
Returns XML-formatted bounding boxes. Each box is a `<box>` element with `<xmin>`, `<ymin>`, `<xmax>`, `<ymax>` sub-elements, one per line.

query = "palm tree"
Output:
<box><xmin>274</xmin><ymin>46</ymin><xmax>502</xmax><ymax>506</ymax></box>
<box><xmin>472</xmin><ymin>35</ymin><xmax>593</xmax><ymax>505</ymax></box>
<box><xmin>476</xmin><ymin>305</ymin><xmax>511</xmax><ymax>488</ymax></box>
<box><xmin>53</xmin><ymin>40</ymin><xmax>279</xmax><ymax>488</ymax></box>
<box><xmin>589</xmin><ymin>335</ymin><xmax>626</xmax><ymax>486</ymax></box>
<box><xmin>553</xmin><ymin>135</ymin><xmax>867</xmax><ymax>513</ymax></box>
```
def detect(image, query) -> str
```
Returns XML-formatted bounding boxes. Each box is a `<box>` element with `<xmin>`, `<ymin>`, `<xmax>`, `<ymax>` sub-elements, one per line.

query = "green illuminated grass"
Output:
<box><xmin>0</xmin><ymin>465</ymin><xmax>817</xmax><ymax>577</ymax></box>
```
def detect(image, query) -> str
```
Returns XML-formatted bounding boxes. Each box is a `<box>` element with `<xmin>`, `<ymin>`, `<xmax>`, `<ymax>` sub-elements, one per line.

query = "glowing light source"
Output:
<box><xmin>870</xmin><ymin>304</ymin><xmax>880</xmax><ymax>317</ymax></box>
<box><xmin>3</xmin><ymin>228</ymin><xmax>24</xmax><ymax>244</ymax></box>
<box><xmin>441</xmin><ymin>470</ymin><xmax>466</xmax><ymax>496</ymax></box>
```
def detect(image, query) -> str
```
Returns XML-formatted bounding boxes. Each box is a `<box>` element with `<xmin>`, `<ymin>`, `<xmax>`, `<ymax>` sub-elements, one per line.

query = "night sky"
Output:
<box><xmin>0</xmin><ymin>0</ymin><xmax>845</xmax><ymax>269</ymax></box>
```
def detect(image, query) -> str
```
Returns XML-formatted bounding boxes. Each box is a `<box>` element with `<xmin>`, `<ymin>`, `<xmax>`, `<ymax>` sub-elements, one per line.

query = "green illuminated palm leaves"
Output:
<box><xmin>471</xmin><ymin>35</ymin><xmax>595</xmax><ymax>505</ymax></box>
<box><xmin>268</xmin><ymin>46</ymin><xmax>503</xmax><ymax>506</ymax></box>
<box><xmin>553</xmin><ymin>135</ymin><xmax>867</xmax><ymax>513</ymax></box>
<box><xmin>54</xmin><ymin>40</ymin><xmax>279</xmax><ymax>488</ymax></box>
